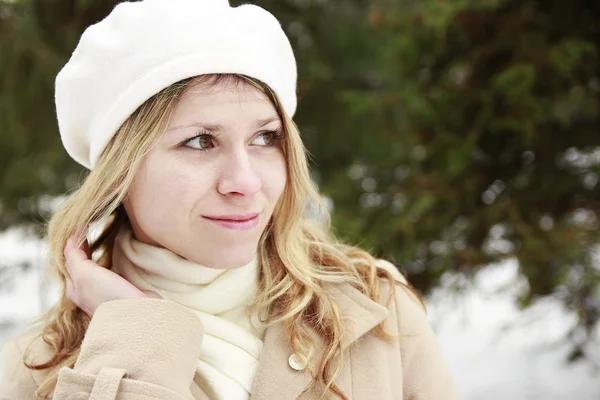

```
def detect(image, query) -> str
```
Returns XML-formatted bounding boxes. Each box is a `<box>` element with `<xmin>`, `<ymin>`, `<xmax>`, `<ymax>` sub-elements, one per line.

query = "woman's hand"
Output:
<box><xmin>64</xmin><ymin>235</ymin><xmax>160</xmax><ymax>317</ymax></box>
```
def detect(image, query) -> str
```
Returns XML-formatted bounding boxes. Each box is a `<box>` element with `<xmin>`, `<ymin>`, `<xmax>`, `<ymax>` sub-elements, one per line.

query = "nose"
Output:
<box><xmin>216</xmin><ymin>149</ymin><xmax>262</xmax><ymax>198</ymax></box>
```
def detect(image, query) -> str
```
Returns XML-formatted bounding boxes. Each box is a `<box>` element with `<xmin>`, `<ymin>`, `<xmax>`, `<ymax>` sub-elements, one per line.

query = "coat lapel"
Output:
<box><xmin>250</xmin><ymin>283</ymin><xmax>389</xmax><ymax>400</ymax></box>
<box><xmin>326</xmin><ymin>284</ymin><xmax>389</xmax><ymax>349</ymax></box>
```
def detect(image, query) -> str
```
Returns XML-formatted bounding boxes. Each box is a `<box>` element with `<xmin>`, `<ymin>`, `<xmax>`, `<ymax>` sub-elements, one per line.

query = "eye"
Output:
<box><xmin>252</xmin><ymin>130</ymin><xmax>282</xmax><ymax>147</ymax></box>
<box><xmin>183</xmin><ymin>133</ymin><xmax>217</xmax><ymax>151</ymax></box>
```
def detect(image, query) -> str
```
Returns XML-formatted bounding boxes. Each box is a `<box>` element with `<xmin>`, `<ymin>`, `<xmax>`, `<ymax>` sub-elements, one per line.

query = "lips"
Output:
<box><xmin>204</xmin><ymin>213</ymin><xmax>259</xmax><ymax>221</ymax></box>
<box><xmin>202</xmin><ymin>213</ymin><xmax>260</xmax><ymax>231</ymax></box>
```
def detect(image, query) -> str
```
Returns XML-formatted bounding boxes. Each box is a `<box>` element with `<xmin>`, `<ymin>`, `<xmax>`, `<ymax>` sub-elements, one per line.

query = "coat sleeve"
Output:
<box><xmin>52</xmin><ymin>298</ymin><xmax>205</xmax><ymax>400</ymax></box>
<box><xmin>393</xmin><ymin>276</ymin><xmax>459</xmax><ymax>400</ymax></box>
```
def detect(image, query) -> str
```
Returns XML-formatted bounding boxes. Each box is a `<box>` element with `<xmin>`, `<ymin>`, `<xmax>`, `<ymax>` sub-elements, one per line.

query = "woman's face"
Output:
<box><xmin>123</xmin><ymin>80</ymin><xmax>287</xmax><ymax>269</ymax></box>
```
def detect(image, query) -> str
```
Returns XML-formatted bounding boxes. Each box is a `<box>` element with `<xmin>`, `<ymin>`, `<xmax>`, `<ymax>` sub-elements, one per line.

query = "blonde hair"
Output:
<box><xmin>25</xmin><ymin>74</ymin><xmax>422</xmax><ymax>399</ymax></box>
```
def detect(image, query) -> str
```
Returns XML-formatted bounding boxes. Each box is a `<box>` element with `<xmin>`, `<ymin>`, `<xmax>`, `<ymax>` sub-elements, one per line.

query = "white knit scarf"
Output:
<box><xmin>112</xmin><ymin>226</ymin><xmax>265</xmax><ymax>400</ymax></box>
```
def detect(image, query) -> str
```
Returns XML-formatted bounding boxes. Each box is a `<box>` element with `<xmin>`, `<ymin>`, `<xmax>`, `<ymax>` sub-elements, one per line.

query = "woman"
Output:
<box><xmin>0</xmin><ymin>0</ymin><xmax>458</xmax><ymax>399</ymax></box>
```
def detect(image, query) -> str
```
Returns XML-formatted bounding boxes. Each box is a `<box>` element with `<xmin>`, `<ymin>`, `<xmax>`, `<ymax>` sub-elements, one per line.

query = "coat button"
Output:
<box><xmin>288</xmin><ymin>353</ymin><xmax>306</xmax><ymax>371</ymax></box>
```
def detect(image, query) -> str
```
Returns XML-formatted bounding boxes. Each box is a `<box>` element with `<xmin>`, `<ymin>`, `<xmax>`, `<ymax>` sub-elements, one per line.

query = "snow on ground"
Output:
<box><xmin>428</xmin><ymin>260</ymin><xmax>599</xmax><ymax>399</ymax></box>
<box><xmin>0</xmin><ymin>231</ymin><xmax>598</xmax><ymax>399</ymax></box>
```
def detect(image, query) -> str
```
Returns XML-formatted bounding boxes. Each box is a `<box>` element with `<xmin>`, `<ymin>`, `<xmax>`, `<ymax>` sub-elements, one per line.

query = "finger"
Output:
<box><xmin>64</xmin><ymin>234</ymin><xmax>89</xmax><ymax>259</ymax></box>
<box><xmin>65</xmin><ymin>278</ymin><xmax>91</xmax><ymax>317</ymax></box>
<box><xmin>65</xmin><ymin>275</ymin><xmax>76</xmax><ymax>301</ymax></box>
<box><xmin>64</xmin><ymin>242</ymin><xmax>74</xmax><ymax>277</ymax></box>
<box><xmin>69</xmin><ymin>248</ymin><xmax>89</xmax><ymax>263</ymax></box>
<box><xmin>79</xmin><ymin>237</ymin><xmax>91</xmax><ymax>259</ymax></box>
<box><xmin>64</xmin><ymin>256</ymin><xmax>72</xmax><ymax>279</ymax></box>
<box><xmin>64</xmin><ymin>235</ymin><xmax>75</xmax><ymax>259</ymax></box>
<box><xmin>64</xmin><ymin>246</ymin><xmax>90</xmax><ymax>282</ymax></box>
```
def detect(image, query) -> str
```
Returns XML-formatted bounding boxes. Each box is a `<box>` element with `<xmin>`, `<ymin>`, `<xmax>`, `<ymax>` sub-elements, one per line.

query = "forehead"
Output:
<box><xmin>164</xmin><ymin>78</ymin><xmax>282</xmax><ymax>133</ymax></box>
<box><xmin>177</xmin><ymin>79</ymin><xmax>274</xmax><ymax>110</ymax></box>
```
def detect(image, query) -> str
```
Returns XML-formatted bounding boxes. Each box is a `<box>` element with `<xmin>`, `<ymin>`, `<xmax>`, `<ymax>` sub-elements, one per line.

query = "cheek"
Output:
<box><xmin>131</xmin><ymin>160</ymin><xmax>198</xmax><ymax>220</ymax></box>
<box><xmin>261</xmin><ymin>154</ymin><xmax>287</xmax><ymax>203</ymax></box>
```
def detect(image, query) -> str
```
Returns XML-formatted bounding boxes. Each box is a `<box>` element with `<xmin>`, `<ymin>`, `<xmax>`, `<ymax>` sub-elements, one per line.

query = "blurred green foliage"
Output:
<box><xmin>1</xmin><ymin>0</ymin><xmax>599</xmax><ymax>358</ymax></box>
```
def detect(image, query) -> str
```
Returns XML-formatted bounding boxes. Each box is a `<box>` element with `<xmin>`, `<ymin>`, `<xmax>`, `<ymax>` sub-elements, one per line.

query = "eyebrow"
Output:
<box><xmin>166</xmin><ymin>116</ymin><xmax>281</xmax><ymax>133</ymax></box>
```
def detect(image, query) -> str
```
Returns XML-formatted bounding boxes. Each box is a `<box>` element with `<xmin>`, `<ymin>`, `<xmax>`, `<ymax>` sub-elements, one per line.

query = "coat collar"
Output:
<box><xmin>250</xmin><ymin>283</ymin><xmax>389</xmax><ymax>400</ymax></box>
<box><xmin>325</xmin><ymin>283</ymin><xmax>389</xmax><ymax>348</ymax></box>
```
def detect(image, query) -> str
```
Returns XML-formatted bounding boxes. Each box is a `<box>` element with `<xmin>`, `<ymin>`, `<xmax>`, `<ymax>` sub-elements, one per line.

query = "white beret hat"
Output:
<box><xmin>55</xmin><ymin>0</ymin><xmax>297</xmax><ymax>169</ymax></box>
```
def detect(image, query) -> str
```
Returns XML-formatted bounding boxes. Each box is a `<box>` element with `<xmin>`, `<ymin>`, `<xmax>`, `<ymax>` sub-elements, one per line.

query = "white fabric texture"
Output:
<box><xmin>112</xmin><ymin>225</ymin><xmax>265</xmax><ymax>400</ymax></box>
<box><xmin>55</xmin><ymin>0</ymin><xmax>297</xmax><ymax>169</ymax></box>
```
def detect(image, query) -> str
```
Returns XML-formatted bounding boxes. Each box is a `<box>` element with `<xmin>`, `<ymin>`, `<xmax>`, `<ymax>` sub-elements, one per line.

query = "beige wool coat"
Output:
<box><xmin>1</xmin><ymin>269</ymin><xmax>458</xmax><ymax>400</ymax></box>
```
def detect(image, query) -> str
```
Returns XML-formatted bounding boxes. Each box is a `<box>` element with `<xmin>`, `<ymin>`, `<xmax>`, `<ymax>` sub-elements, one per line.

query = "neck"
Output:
<box><xmin>112</xmin><ymin>225</ymin><xmax>260</xmax><ymax>314</ymax></box>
